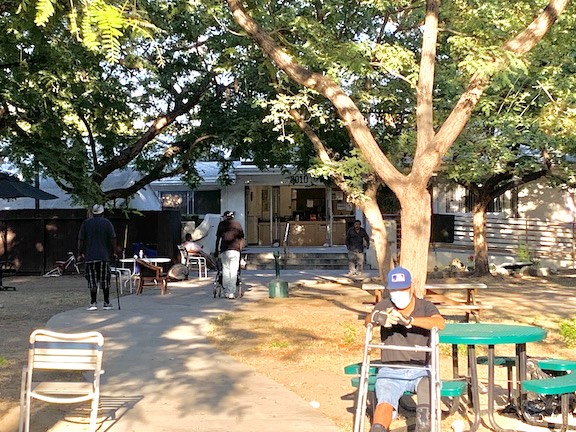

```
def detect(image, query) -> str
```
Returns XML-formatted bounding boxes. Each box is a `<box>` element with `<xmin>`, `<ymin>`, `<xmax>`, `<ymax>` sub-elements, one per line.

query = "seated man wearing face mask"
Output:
<box><xmin>364</xmin><ymin>266</ymin><xmax>445</xmax><ymax>432</ymax></box>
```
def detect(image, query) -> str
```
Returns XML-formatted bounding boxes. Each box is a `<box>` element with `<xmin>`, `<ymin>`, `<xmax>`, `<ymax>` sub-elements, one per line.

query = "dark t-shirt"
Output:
<box><xmin>78</xmin><ymin>216</ymin><xmax>116</xmax><ymax>262</ymax></box>
<box><xmin>373</xmin><ymin>297</ymin><xmax>440</xmax><ymax>365</ymax></box>
<box><xmin>216</xmin><ymin>219</ymin><xmax>245</xmax><ymax>252</ymax></box>
<box><xmin>346</xmin><ymin>227</ymin><xmax>369</xmax><ymax>252</ymax></box>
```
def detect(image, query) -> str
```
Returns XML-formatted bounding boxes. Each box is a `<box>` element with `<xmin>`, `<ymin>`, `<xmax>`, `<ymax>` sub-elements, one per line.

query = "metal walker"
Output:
<box><xmin>353</xmin><ymin>324</ymin><xmax>442</xmax><ymax>432</ymax></box>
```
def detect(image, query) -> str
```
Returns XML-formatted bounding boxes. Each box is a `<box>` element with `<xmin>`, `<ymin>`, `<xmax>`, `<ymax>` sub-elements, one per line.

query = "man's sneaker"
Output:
<box><xmin>86</xmin><ymin>303</ymin><xmax>97</xmax><ymax>311</ymax></box>
<box><xmin>103</xmin><ymin>302</ymin><xmax>114</xmax><ymax>310</ymax></box>
<box><xmin>227</xmin><ymin>293</ymin><xmax>235</xmax><ymax>299</ymax></box>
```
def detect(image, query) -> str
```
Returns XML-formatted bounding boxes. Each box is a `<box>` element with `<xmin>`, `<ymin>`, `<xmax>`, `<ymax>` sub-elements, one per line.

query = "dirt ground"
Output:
<box><xmin>1</xmin><ymin>271</ymin><xmax>576</xmax><ymax>432</ymax></box>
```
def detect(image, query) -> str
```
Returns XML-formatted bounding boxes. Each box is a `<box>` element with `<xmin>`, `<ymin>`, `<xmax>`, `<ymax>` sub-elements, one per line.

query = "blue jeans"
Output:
<box><xmin>221</xmin><ymin>250</ymin><xmax>240</xmax><ymax>295</ymax></box>
<box><xmin>374</xmin><ymin>366</ymin><xmax>429</xmax><ymax>411</ymax></box>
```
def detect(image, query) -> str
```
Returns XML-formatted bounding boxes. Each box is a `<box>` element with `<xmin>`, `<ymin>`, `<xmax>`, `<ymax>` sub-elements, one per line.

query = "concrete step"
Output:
<box><xmin>244</xmin><ymin>252</ymin><xmax>349</xmax><ymax>270</ymax></box>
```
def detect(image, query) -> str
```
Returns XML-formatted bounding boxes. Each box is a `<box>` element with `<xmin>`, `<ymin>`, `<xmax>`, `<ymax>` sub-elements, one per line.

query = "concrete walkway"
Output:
<box><xmin>45</xmin><ymin>270</ymin><xmax>361</xmax><ymax>432</ymax></box>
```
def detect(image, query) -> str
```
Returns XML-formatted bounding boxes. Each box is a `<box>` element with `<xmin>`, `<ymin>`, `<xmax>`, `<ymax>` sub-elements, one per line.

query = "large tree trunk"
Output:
<box><xmin>396</xmin><ymin>185</ymin><xmax>432</xmax><ymax>298</ymax></box>
<box><xmin>357</xmin><ymin>186</ymin><xmax>392</xmax><ymax>281</ymax></box>
<box><xmin>472</xmin><ymin>201</ymin><xmax>491</xmax><ymax>275</ymax></box>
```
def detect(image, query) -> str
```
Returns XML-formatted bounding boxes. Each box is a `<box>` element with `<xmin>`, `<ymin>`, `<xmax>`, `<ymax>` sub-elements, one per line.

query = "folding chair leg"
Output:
<box><xmin>24</xmin><ymin>391</ymin><xmax>32</xmax><ymax>432</ymax></box>
<box><xmin>18</xmin><ymin>368</ymin><xmax>27</xmax><ymax>432</ymax></box>
<box><xmin>89</xmin><ymin>395</ymin><xmax>99</xmax><ymax>432</ymax></box>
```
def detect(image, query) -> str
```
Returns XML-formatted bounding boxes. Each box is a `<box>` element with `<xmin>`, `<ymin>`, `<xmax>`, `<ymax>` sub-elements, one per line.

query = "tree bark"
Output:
<box><xmin>358</xmin><ymin>183</ymin><xmax>392</xmax><ymax>282</ymax></box>
<box><xmin>472</xmin><ymin>201</ymin><xmax>491</xmax><ymax>275</ymax></box>
<box><xmin>395</xmin><ymin>185</ymin><xmax>432</xmax><ymax>298</ymax></box>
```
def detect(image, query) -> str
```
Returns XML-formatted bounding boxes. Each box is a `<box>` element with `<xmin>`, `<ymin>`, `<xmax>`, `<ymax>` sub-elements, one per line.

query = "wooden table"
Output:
<box><xmin>425</xmin><ymin>283</ymin><xmax>491</xmax><ymax>322</ymax></box>
<box><xmin>120</xmin><ymin>257</ymin><xmax>172</xmax><ymax>270</ymax></box>
<box><xmin>362</xmin><ymin>282</ymin><xmax>491</xmax><ymax>321</ymax></box>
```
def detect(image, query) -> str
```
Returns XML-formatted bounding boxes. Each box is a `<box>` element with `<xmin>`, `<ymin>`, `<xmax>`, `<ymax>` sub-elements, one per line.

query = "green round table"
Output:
<box><xmin>440</xmin><ymin>323</ymin><xmax>547</xmax><ymax>432</ymax></box>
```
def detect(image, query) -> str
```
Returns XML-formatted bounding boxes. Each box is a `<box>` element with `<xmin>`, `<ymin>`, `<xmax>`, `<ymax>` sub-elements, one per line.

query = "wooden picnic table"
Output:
<box><xmin>425</xmin><ymin>283</ymin><xmax>491</xmax><ymax>322</ymax></box>
<box><xmin>362</xmin><ymin>282</ymin><xmax>492</xmax><ymax>322</ymax></box>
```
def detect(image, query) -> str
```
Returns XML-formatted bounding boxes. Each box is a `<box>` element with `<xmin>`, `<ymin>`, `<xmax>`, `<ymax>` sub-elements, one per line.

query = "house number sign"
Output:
<box><xmin>290</xmin><ymin>174</ymin><xmax>312</xmax><ymax>185</ymax></box>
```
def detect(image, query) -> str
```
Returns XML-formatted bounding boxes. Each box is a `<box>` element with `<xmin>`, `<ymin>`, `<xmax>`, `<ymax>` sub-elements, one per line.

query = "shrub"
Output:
<box><xmin>559</xmin><ymin>318</ymin><xmax>576</xmax><ymax>347</ymax></box>
<box><xmin>515</xmin><ymin>243</ymin><xmax>532</xmax><ymax>262</ymax></box>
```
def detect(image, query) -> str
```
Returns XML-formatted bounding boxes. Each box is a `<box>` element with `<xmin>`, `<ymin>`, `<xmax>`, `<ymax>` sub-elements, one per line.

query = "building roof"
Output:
<box><xmin>0</xmin><ymin>169</ymin><xmax>162</xmax><ymax>211</ymax></box>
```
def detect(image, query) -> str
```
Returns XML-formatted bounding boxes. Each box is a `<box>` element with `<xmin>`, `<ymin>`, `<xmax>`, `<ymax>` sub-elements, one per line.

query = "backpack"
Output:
<box><xmin>522</xmin><ymin>357</ymin><xmax>576</xmax><ymax>420</ymax></box>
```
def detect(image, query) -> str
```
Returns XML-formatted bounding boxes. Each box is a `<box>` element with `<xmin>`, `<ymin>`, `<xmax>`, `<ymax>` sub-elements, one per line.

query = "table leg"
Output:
<box><xmin>452</xmin><ymin>344</ymin><xmax>459</xmax><ymax>379</ymax></box>
<box><xmin>487</xmin><ymin>345</ymin><xmax>519</xmax><ymax>432</ymax></box>
<box><xmin>516</xmin><ymin>343</ymin><xmax>529</xmax><ymax>420</ymax></box>
<box><xmin>468</xmin><ymin>344</ymin><xmax>482</xmax><ymax>432</ymax></box>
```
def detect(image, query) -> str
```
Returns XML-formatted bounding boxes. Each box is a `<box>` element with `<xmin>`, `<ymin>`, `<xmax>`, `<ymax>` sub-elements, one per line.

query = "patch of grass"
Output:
<box><xmin>559</xmin><ymin>318</ymin><xmax>576</xmax><ymax>347</ymax></box>
<box><xmin>439</xmin><ymin>343</ymin><xmax>467</xmax><ymax>357</ymax></box>
<box><xmin>209</xmin><ymin>313</ymin><xmax>234</xmax><ymax>328</ymax></box>
<box><xmin>341</xmin><ymin>322</ymin><xmax>358</xmax><ymax>347</ymax></box>
<box><xmin>270</xmin><ymin>340</ymin><xmax>289</xmax><ymax>349</ymax></box>
<box><xmin>0</xmin><ymin>356</ymin><xmax>8</xmax><ymax>367</ymax></box>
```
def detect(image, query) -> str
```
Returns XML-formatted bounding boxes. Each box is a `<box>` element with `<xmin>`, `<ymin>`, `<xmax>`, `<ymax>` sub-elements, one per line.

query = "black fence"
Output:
<box><xmin>0</xmin><ymin>209</ymin><xmax>182</xmax><ymax>274</ymax></box>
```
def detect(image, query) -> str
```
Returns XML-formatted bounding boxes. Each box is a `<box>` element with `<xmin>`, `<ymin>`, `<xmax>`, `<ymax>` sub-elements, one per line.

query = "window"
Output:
<box><xmin>443</xmin><ymin>186</ymin><xmax>511</xmax><ymax>214</ymax></box>
<box><xmin>194</xmin><ymin>190</ymin><xmax>220</xmax><ymax>215</ymax></box>
<box><xmin>159</xmin><ymin>190</ymin><xmax>220</xmax><ymax>216</ymax></box>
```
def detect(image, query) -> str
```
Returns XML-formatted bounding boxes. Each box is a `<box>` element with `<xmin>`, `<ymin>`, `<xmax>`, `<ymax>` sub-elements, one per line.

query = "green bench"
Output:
<box><xmin>476</xmin><ymin>356</ymin><xmax>576</xmax><ymax>405</ymax></box>
<box><xmin>537</xmin><ymin>359</ymin><xmax>576</xmax><ymax>374</ymax></box>
<box><xmin>344</xmin><ymin>362</ymin><xmax>467</xmax><ymax>418</ymax></box>
<box><xmin>521</xmin><ymin>372</ymin><xmax>576</xmax><ymax>432</ymax></box>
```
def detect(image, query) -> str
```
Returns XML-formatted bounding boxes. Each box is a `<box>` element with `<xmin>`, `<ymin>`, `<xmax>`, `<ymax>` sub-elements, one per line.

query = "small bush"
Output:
<box><xmin>341</xmin><ymin>323</ymin><xmax>358</xmax><ymax>346</ymax></box>
<box><xmin>515</xmin><ymin>243</ymin><xmax>533</xmax><ymax>262</ymax></box>
<box><xmin>559</xmin><ymin>318</ymin><xmax>576</xmax><ymax>347</ymax></box>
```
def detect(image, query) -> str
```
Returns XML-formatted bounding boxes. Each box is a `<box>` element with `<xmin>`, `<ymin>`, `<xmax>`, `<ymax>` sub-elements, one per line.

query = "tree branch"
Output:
<box><xmin>289</xmin><ymin>108</ymin><xmax>379</xmax><ymax>204</ymax></box>
<box><xmin>226</xmin><ymin>0</ymin><xmax>406</xmax><ymax>189</ymax></box>
<box><xmin>78</xmin><ymin>111</ymin><xmax>98</xmax><ymax>170</ymax></box>
<box><xmin>412</xmin><ymin>0</ymin><xmax>439</xmax><ymax>186</ymax></box>
<box><xmin>93</xmin><ymin>74</ymin><xmax>213</xmax><ymax>182</ymax></box>
<box><xmin>433</xmin><ymin>0</ymin><xmax>569</xmax><ymax>159</ymax></box>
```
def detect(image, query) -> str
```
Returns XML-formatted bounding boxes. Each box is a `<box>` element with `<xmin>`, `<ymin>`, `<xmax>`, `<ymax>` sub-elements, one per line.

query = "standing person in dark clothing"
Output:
<box><xmin>78</xmin><ymin>204</ymin><xmax>117</xmax><ymax>311</ymax></box>
<box><xmin>214</xmin><ymin>211</ymin><xmax>244</xmax><ymax>299</ymax></box>
<box><xmin>346</xmin><ymin>219</ymin><xmax>370</xmax><ymax>276</ymax></box>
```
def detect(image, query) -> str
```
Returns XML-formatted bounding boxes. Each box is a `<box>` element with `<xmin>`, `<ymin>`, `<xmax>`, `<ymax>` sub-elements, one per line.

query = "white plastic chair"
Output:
<box><xmin>178</xmin><ymin>245</ymin><xmax>208</xmax><ymax>278</ymax></box>
<box><xmin>19</xmin><ymin>329</ymin><xmax>105</xmax><ymax>432</ymax></box>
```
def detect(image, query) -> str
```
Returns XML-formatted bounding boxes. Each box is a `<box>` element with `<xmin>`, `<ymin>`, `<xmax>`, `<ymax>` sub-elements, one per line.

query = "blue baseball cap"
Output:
<box><xmin>387</xmin><ymin>266</ymin><xmax>412</xmax><ymax>290</ymax></box>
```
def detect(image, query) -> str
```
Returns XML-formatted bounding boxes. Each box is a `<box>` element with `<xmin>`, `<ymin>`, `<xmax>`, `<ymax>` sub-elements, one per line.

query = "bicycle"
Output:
<box><xmin>43</xmin><ymin>252</ymin><xmax>82</xmax><ymax>277</ymax></box>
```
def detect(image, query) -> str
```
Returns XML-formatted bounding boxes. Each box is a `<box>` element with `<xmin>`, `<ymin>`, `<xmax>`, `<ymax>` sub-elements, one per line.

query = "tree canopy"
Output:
<box><xmin>5</xmin><ymin>0</ymin><xmax>574</xmax><ymax>290</ymax></box>
<box><xmin>223</xmin><ymin>0</ymin><xmax>571</xmax><ymax>293</ymax></box>
<box><xmin>2</xmin><ymin>0</ymin><xmax>306</xmax><ymax>205</ymax></box>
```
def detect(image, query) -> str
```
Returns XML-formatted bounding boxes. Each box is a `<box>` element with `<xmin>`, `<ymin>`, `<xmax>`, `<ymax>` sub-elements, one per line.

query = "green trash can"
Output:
<box><xmin>268</xmin><ymin>278</ymin><xmax>289</xmax><ymax>298</ymax></box>
<box><xmin>268</xmin><ymin>251</ymin><xmax>289</xmax><ymax>298</ymax></box>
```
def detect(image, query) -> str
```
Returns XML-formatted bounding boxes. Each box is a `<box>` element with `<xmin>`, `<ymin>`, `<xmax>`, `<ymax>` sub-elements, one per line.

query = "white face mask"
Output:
<box><xmin>389</xmin><ymin>290</ymin><xmax>412</xmax><ymax>309</ymax></box>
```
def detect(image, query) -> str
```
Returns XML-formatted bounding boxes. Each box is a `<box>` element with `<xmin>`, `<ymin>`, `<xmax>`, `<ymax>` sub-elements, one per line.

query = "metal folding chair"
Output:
<box><xmin>354</xmin><ymin>324</ymin><xmax>442</xmax><ymax>432</ymax></box>
<box><xmin>19</xmin><ymin>329</ymin><xmax>105</xmax><ymax>432</ymax></box>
